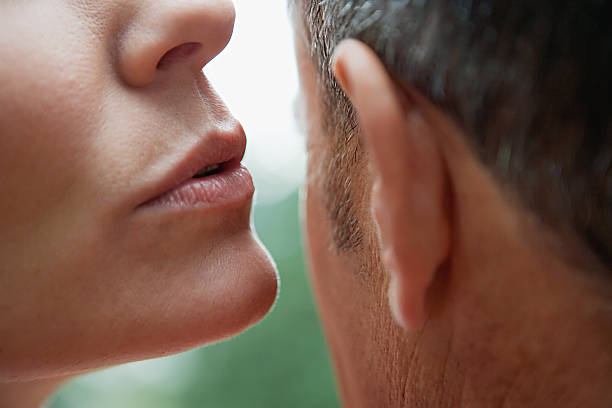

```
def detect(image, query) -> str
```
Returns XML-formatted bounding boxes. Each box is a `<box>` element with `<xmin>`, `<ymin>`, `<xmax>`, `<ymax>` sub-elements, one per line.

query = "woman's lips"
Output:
<box><xmin>135</xmin><ymin>122</ymin><xmax>253</xmax><ymax>211</ymax></box>
<box><xmin>140</xmin><ymin>161</ymin><xmax>254</xmax><ymax>210</ymax></box>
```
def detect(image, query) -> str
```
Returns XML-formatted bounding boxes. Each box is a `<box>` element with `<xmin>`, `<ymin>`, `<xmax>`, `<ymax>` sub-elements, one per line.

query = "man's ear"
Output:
<box><xmin>332</xmin><ymin>39</ymin><xmax>451</xmax><ymax>330</ymax></box>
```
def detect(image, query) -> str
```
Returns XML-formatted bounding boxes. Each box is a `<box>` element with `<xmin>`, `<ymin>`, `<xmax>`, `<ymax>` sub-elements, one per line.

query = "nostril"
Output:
<box><xmin>156</xmin><ymin>42</ymin><xmax>202</xmax><ymax>70</ymax></box>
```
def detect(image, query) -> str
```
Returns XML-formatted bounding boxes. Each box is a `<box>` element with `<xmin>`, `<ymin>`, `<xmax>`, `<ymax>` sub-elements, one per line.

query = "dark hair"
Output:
<box><xmin>293</xmin><ymin>0</ymin><xmax>612</xmax><ymax>270</ymax></box>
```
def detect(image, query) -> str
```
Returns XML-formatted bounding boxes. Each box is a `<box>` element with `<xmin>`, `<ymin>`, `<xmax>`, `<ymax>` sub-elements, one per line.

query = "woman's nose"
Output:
<box><xmin>119</xmin><ymin>0</ymin><xmax>236</xmax><ymax>87</ymax></box>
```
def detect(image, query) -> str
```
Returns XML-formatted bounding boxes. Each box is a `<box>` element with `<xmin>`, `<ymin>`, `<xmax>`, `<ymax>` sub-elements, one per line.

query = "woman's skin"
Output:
<box><xmin>0</xmin><ymin>0</ymin><xmax>278</xmax><ymax>405</ymax></box>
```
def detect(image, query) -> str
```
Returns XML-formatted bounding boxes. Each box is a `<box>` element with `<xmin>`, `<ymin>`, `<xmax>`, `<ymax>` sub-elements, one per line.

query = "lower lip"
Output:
<box><xmin>141</xmin><ymin>164</ymin><xmax>254</xmax><ymax>210</ymax></box>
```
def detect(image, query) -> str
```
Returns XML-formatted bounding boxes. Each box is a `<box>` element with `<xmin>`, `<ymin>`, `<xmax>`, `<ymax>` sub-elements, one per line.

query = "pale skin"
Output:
<box><xmin>0</xmin><ymin>1</ymin><xmax>278</xmax><ymax>407</ymax></box>
<box><xmin>296</xmin><ymin>32</ymin><xmax>612</xmax><ymax>407</ymax></box>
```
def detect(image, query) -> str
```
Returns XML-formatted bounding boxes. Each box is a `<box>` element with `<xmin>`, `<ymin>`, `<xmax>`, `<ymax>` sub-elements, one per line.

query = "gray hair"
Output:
<box><xmin>293</xmin><ymin>0</ymin><xmax>612</xmax><ymax>271</ymax></box>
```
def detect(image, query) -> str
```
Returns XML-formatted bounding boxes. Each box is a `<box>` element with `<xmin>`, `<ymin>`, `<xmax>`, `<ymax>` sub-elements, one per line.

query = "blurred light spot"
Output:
<box><xmin>205</xmin><ymin>0</ymin><xmax>305</xmax><ymax>206</ymax></box>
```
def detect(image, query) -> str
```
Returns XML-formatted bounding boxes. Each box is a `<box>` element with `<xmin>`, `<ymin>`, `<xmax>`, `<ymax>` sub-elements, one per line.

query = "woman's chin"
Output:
<box><xmin>110</xmin><ymin>229</ymin><xmax>280</xmax><ymax>369</ymax></box>
<box><xmin>183</xmin><ymin>230</ymin><xmax>280</xmax><ymax>344</ymax></box>
<box><xmin>0</xmin><ymin>229</ymin><xmax>278</xmax><ymax>383</ymax></box>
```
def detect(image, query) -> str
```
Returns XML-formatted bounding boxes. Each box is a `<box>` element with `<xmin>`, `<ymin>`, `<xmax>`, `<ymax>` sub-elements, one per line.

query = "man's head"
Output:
<box><xmin>292</xmin><ymin>0</ymin><xmax>612</xmax><ymax>406</ymax></box>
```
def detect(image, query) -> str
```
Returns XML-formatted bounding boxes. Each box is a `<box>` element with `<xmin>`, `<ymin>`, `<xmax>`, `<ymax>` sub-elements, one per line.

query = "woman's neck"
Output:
<box><xmin>0</xmin><ymin>377</ymin><xmax>69</xmax><ymax>408</ymax></box>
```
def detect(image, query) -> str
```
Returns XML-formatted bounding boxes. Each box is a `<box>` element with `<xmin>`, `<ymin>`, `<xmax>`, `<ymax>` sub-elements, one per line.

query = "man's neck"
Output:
<box><xmin>376</xmin><ymin>303</ymin><xmax>612</xmax><ymax>408</ymax></box>
<box><xmin>349</xmin><ymin>241</ymin><xmax>612</xmax><ymax>407</ymax></box>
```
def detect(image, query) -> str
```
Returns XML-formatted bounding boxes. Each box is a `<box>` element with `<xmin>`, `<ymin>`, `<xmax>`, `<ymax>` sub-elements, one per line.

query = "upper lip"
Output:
<box><xmin>138</xmin><ymin>123</ymin><xmax>247</xmax><ymax>208</ymax></box>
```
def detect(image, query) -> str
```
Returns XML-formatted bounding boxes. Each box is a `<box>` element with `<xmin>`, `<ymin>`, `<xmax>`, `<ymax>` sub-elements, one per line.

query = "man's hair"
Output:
<box><xmin>293</xmin><ymin>0</ymin><xmax>612</xmax><ymax>270</ymax></box>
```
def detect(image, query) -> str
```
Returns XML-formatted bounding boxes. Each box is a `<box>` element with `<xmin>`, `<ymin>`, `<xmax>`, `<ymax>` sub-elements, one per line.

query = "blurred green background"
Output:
<box><xmin>49</xmin><ymin>191</ymin><xmax>340</xmax><ymax>408</ymax></box>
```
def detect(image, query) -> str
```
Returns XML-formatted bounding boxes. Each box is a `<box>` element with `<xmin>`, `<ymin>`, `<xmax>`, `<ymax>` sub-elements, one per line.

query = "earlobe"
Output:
<box><xmin>332</xmin><ymin>39</ymin><xmax>451</xmax><ymax>330</ymax></box>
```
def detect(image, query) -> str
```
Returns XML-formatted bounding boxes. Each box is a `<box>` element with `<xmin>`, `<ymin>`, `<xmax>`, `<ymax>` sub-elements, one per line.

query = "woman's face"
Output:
<box><xmin>0</xmin><ymin>0</ymin><xmax>277</xmax><ymax>381</ymax></box>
